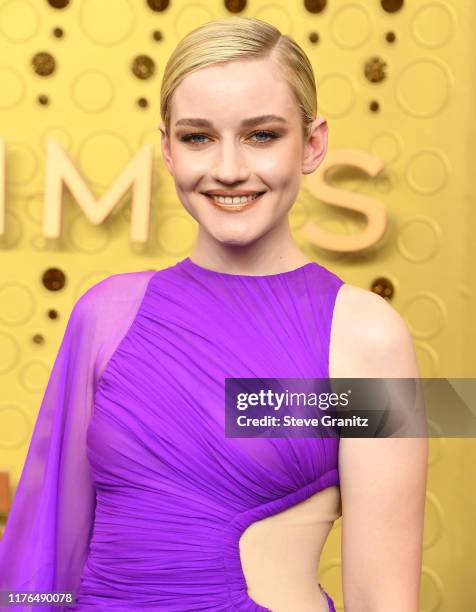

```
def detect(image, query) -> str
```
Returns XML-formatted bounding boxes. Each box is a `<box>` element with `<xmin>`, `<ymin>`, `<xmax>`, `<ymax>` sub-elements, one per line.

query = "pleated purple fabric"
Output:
<box><xmin>0</xmin><ymin>257</ymin><xmax>345</xmax><ymax>611</ymax></box>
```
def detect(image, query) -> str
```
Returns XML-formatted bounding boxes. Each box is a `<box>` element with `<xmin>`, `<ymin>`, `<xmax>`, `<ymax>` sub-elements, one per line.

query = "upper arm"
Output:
<box><xmin>330</xmin><ymin>284</ymin><xmax>429</xmax><ymax>612</ymax></box>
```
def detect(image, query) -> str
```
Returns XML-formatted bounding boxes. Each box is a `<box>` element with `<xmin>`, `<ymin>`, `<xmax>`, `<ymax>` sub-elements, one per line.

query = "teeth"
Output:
<box><xmin>209</xmin><ymin>193</ymin><xmax>261</xmax><ymax>204</ymax></box>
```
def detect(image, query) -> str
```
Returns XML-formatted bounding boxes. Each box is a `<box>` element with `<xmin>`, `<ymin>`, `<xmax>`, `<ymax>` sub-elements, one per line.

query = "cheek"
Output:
<box><xmin>172</xmin><ymin>156</ymin><xmax>207</xmax><ymax>187</ymax></box>
<box><xmin>257</xmin><ymin>142</ymin><xmax>302</xmax><ymax>178</ymax></box>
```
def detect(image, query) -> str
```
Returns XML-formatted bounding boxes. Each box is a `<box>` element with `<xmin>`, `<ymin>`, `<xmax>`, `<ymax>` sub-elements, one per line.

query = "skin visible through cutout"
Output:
<box><xmin>239</xmin><ymin>485</ymin><xmax>341</xmax><ymax>611</ymax></box>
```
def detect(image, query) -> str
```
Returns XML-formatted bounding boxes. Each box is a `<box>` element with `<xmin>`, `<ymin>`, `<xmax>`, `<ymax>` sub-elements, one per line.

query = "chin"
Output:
<box><xmin>207</xmin><ymin>224</ymin><xmax>264</xmax><ymax>247</ymax></box>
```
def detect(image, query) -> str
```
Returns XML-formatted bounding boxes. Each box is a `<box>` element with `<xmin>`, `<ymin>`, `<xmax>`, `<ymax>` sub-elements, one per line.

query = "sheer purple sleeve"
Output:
<box><xmin>0</xmin><ymin>270</ymin><xmax>155</xmax><ymax>611</ymax></box>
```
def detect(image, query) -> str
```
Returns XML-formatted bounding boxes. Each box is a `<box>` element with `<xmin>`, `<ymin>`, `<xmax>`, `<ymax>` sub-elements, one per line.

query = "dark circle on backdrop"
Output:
<box><xmin>364</xmin><ymin>57</ymin><xmax>387</xmax><ymax>83</ymax></box>
<box><xmin>132</xmin><ymin>55</ymin><xmax>155</xmax><ymax>79</ymax></box>
<box><xmin>42</xmin><ymin>268</ymin><xmax>66</xmax><ymax>291</ymax></box>
<box><xmin>386</xmin><ymin>31</ymin><xmax>396</xmax><ymax>43</ymax></box>
<box><xmin>147</xmin><ymin>0</ymin><xmax>170</xmax><ymax>11</ymax></box>
<box><xmin>381</xmin><ymin>0</ymin><xmax>404</xmax><ymax>13</ymax></box>
<box><xmin>32</xmin><ymin>52</ymin><xmax>56</xmax><ymax>76</ymax></box>
<box><xmin>47</xmin><ymin>0</ymin><xmax>70</xmax><ymax>8</ymax></box>
<box><xmin>371</xmin><ymin>277</ymin><xmax>394</xmax><ymax>300</ymax></box>
<box><xmin>224</xmin><ymin>0</ymin><xmax>247</xmax><ymax>12</ymax></box>
<box><xmin>369</xmin><ymin>100</ymin><xmax>380</xmax><ymax>112</ymax></box>
<box><xmin>304</xmin><ymin>0</ymin><xmax>327</xmax><ymax>13</ymax></box>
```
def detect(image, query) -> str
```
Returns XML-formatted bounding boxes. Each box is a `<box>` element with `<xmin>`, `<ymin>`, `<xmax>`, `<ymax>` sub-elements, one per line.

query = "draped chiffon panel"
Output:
<box><xmin>0</xmin><ymin>271</ymin><xmax>156</xmax><ymax>611</ymax></box>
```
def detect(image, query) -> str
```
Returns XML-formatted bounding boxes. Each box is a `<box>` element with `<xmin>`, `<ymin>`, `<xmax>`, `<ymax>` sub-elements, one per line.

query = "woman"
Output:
<box><xmin>0</xmin><ymin>16</ymin><xmax>427</xmax><ymax>612</ymax></box>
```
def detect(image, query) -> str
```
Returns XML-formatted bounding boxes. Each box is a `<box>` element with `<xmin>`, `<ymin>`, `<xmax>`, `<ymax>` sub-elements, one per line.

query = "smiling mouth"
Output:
<box><xmin>203</xmin><ymin>191</ymin><xmax>266</xmax><ymax>212</ymax></box>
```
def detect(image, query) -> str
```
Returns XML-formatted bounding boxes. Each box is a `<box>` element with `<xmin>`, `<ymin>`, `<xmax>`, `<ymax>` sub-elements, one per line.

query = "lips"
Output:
<box><xmin>203</xmin><ymin>191</ymin><xmax>266</xmax><ymax>198</ymax></box>
<box><xmin>203</xmin><ymin>191</ymin><xmax>266</xmax><ymax>212</ymax></box>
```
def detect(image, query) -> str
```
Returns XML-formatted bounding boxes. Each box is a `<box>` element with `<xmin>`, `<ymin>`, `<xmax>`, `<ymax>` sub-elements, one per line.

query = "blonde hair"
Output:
<box><xmin>160</xmin><ymin>16</ymin><xmax>318</xmax><ymax>140</ymax></box>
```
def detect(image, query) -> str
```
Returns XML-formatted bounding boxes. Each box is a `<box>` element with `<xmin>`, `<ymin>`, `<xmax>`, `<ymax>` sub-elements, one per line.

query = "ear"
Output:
<box><xmin>302</xmin><ymin>115</ymin><xmax>328</xmax><ymax>175</ymax></box>
<box><xmin>158</xmin><ymin>121</ymin><xmax>174</xmax><ymax>175</ymax></box>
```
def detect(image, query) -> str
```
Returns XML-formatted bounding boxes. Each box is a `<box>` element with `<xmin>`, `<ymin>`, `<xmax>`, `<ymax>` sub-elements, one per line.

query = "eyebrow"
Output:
<box><xmin>174</xmin><ymin>114</ymin><xmax>288</xmax><ymax>129</ymax></box>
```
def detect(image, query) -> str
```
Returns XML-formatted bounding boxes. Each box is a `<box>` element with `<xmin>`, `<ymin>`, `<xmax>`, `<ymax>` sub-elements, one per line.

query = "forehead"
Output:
<box><xmin>170</xmin><ymin>57</ymin><xmax>299</xmax><ymax>127</ymax></box>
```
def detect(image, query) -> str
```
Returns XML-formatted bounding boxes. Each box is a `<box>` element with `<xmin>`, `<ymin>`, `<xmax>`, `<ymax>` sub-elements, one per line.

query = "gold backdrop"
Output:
<box><xmin>0</xmin><ymin>0</ymin><xmax>475</xmax><ymax>610</ymax></box>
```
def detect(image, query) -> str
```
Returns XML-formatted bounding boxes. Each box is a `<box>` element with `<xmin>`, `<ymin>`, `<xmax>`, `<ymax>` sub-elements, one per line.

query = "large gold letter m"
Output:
<box><xmin>43</xmin><ymin>139</ymin><xmax>153</xmax><ymax>243</ymax></box>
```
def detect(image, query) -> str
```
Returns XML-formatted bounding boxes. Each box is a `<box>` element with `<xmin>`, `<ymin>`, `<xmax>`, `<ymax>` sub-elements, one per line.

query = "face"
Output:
<box><xmin>159</xmin><ymin>56</ymin><xmax>328</xmax><ymax>248</ymax></box>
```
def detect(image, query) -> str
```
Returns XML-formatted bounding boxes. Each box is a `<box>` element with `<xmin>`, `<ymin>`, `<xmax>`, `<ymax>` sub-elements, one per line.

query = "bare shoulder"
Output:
<box><xmin>330</xmin><ymin>283</ymin><xmax>421</xmax><ymax>378</ymax></box>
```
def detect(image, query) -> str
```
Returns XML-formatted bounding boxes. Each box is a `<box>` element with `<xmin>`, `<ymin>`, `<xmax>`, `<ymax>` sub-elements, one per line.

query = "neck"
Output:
<box><xmin>190</xmin><ymin>217</ymin><xmax>311</xmax><ymax>275</ymax></box>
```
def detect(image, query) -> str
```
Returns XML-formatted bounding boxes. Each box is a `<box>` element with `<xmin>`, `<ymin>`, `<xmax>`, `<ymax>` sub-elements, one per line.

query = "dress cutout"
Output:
<box><xmin>239</xmin><ymin>485</ymin><xmax>341</xmax><ymax>611</ymax></box>
<box><xmin>0</xmin><ymin>257</ymin><xmax>345</xmax><ymax>611</ymax></box>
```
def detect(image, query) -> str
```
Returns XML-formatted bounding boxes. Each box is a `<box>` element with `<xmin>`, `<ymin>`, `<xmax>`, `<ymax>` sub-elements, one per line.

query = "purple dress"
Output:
<box><xmin>0</xmin><ymin>257</ymin><xmax>345</xmax><ymax>611</ymax></box>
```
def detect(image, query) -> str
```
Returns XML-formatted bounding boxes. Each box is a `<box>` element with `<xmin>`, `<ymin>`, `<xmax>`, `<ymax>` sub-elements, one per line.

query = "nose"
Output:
<box><xmin>210</xmin><ymin>138</ymin><xmax>250</xmax><ymax>184</ymax></box>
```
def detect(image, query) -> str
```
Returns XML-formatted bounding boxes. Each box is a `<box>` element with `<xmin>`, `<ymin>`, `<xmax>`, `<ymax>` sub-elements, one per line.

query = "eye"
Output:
<box><xmin>180</xmin><ymin>133</ymin><xmax>209</xmax><ymax>145</ymax></box>
<box><xmin>249</xmin><ymin>130</ymin><xmax>279</xmax><ymax>144</ymax></box>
